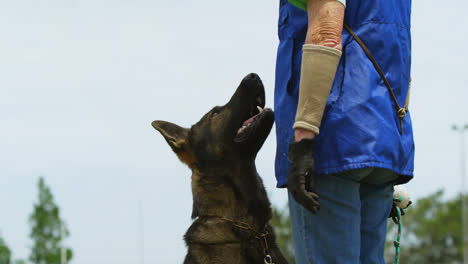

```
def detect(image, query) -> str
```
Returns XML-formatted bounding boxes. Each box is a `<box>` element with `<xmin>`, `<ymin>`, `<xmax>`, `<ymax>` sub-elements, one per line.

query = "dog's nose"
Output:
<box><xmin>243</xmin><ymin>73</ymin><xmax>260</xmax><ymax>82</ymax></box>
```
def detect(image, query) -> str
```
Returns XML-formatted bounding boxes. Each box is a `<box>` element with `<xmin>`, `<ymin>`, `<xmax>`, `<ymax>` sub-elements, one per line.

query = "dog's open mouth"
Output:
<box><xmin>233</xmin><ymin>106</ymin><xmax>273</xmax><ymax>143</ymax></box>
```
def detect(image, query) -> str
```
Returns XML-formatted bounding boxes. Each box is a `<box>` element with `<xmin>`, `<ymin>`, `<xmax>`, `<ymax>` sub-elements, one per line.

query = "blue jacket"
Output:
<box><xmin>274</xmin><ymin>0</ymin><xmax>414</xmax><ymax>187</ymax></box>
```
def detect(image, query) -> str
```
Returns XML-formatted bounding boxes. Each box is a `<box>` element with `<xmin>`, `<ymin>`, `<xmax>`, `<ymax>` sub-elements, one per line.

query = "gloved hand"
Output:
<box><xmin>287</xmin><ymin>138</ymin><xmax>320</xmax><ymax>214</ymax></box>
<box><xmin>389</xmin><ymin>200</ymin><xmax>412</xmax><ymax>224</ymax></box>
<box><xmin>389</xmin><ymin>184</ymin><xmax>412</xmax><ymax>223</ymax></box>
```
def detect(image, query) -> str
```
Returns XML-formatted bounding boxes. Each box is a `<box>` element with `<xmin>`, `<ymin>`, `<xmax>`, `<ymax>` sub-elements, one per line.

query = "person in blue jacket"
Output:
<box><xmin>274</xmin><ymin>0</ymin><xmax>414</xmax><ymax>263</ymax></box>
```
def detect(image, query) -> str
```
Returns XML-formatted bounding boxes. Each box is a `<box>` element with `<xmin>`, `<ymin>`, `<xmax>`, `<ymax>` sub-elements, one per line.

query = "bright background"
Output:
<box><xmin>0</xmin><ymin>0</ymin><xmax>467</xmax><ymax>263</ymax></box>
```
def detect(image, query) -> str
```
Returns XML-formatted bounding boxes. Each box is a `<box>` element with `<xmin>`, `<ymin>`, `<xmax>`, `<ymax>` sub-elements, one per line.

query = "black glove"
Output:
<box><xmin>287</xmin><ymin>138</ymin><xmax>320</xmax><ymax>214</ymax></box>
<box><xmin>389</xmin><ymin>201</ymin><xmax>412</xmax><ymax>224</ymax></box>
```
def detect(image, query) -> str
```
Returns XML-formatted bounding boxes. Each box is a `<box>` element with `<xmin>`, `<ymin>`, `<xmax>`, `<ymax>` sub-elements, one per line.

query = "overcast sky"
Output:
<box><xmin>1</xmin><ymin>0</ymin><xmax>467</xmax><ymax>263</ymax></box>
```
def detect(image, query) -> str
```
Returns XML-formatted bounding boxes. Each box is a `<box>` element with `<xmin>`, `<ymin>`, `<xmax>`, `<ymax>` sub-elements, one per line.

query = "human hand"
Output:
<box><xmin>294</xmin><ymin>128</ymin><xmax>316</xmax><ymax>142</ymax></box>
<box><xmin>389</xmin><ymin>200</ymin><xmax>412</xmax><ymax>224</ymax></box>
<box><xmin>287</xmin><ymin>138</ymin><xmax>320</xmax><ymax>214</ymax></box>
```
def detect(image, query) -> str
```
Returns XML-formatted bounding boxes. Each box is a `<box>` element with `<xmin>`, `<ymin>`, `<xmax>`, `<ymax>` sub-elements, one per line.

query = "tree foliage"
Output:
<box><xmin>271</xmin><ymin>205</ymin><xmax>296</xmax><ymax>264</ymax></box>
<box><xmin>29</xmin><ymin>177</ymin><xmax>72</xmax><ymax>264</ymax></box>
<box><xmin>385</xmin><ymin>190</ymin><xmax>463</xmax><ymax>264</ymax></box>
<box><xmin>272</xmin><ymin>190</ymin><xmax>464</xmax><ymax>264</ymax></box>
<box><xmin>0</xmin><ymin>235</ymin><xmax>11</xmax><ymax>264</ymax></box>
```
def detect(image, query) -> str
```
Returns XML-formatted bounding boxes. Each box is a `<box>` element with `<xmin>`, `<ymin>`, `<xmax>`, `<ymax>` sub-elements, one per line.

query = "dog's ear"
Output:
<box><xmin>152</xmin><ymin>120</ymin><xmax>194</xmax><ymax>167</ymax></box>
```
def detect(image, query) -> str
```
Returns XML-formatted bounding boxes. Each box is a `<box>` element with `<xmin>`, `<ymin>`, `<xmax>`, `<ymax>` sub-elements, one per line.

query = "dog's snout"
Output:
<box><xmin>240</xmin><ymin>73</ymin><xmax>263</xmax><ymax>92</ymax></box>
<box><xmin>243</xmin><ymin>73</ymin><xmax>260</xmax><ymax>82</ymax></box>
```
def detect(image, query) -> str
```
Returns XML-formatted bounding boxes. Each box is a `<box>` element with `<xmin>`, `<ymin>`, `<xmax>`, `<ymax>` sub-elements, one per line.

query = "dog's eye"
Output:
<box><xmin>210</xmin><ymin>107</ymin><xmax>222</xmax><ymax>118</ymax></box>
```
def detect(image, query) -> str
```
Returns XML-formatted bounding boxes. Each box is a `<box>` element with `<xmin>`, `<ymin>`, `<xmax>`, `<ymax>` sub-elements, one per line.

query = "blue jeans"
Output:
<box><xmin>288</xmin><ymin>168</ymin><xmax>395</xmax><ymax>264</ymax></box>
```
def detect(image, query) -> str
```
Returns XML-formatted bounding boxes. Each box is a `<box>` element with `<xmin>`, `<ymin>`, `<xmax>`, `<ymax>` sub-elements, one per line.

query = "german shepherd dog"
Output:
<box><xmin>152</xmin><ymin>73</ymin><xmax>288</xmax><ymax>264</ymax></box>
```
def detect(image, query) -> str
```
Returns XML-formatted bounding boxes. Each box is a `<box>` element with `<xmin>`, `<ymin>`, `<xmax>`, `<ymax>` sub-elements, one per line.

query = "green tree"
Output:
<box><xmin>0</xmin><ymin>234</ymin><xmax>11</xmax><ymax>264</ymax></box>
<box><xmin>29</xmin><ymin>177</ymin><xmax>72</xmax><ymax>264</ymax></box>
<box><xmin>385</xmin><ymin>190</ymin><xmax>463</xmax><ymax>264</ymax></box>
<box><xmin>271</xmin><ymin>205</ymin><xmax>295</xmax><ymax>264</ymax></box>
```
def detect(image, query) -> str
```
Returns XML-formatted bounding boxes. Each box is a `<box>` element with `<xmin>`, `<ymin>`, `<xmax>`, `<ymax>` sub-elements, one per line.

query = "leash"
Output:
<box><xmin>392</xmin><ymin>196</ymin><xmax>403</xmax><ymax>264</ymax></box>
<box><xmin>344</xmin><ymin>24</ymin><xmax>411</xmax><ymax>135</ymax></box>
<box><xmin>221</xmin><ymin>217</ymin><xmax>275</xmax><ymax>264</ymax></box>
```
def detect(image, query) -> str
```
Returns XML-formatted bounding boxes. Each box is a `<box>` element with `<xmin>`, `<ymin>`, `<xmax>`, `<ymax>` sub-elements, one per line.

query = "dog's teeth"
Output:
<box><xmin>237</xmin><ymin>126</ymin><xmax>247</xmax><ymax>135</ymax></box>
<box><xmin>257</xmin><ymin>106</ymin><xmax>263</xmax><ymax>113</ymax></box>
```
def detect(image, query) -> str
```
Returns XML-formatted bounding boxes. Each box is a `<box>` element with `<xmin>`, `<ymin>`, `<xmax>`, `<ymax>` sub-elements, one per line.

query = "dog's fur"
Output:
<box><xmin>152</xmin><ymin>73</ymin><xmax>288</xmax><ymax>264</ymax></box>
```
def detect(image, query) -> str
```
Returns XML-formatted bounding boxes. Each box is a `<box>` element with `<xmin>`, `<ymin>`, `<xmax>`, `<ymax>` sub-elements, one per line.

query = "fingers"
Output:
<box><xmin>400</xmin><ymin>208</ymin><xmax>406</xmax><ymax>216</ymax></box>
<box><xmin>406</xmin><ymin>200</ymin><xmax>412</xmax><ymax>208</ymax></box>
<box><xmin>389</xmin><ymin>205</ymin><xmax>406</xmax><ymax>224</ymax></box>
<box><xmin>292</xmin><ymin>188</ymin><xmax>321</xmax><ymax>214</ymax></box>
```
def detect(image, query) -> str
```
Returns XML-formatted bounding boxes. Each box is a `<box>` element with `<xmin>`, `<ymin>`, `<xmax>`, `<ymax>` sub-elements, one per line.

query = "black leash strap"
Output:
<box><xmin>344</xmin><ymin>24</ymin><xmax>409</xmax><ymax>135</ymax></box>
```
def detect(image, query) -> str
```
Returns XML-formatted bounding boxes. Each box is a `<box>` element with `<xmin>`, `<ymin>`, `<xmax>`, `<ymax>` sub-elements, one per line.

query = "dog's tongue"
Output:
<box><xmin>242</xmin><ymin>112</ymin><xmax>262</xmax><ymax>127</ymax></box>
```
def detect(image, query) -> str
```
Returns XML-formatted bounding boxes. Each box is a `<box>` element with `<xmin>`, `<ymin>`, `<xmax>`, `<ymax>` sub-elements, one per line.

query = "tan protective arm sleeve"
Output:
<box><xmin>293</xmin><ymin>44</ymin><xmax>342</xmax><ymax>134</ymax></box>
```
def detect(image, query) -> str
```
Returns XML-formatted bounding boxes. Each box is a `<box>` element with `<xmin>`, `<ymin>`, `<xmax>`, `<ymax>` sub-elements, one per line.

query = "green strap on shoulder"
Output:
<box><xmin>288</xmin><ymin>0</ymin><xmax>307</xmax><ymax>11</ymax></box>
<box><xmin>287</xmin><ymin>0</ymin><xmax>346</xmax><ymax>11</ymax></box>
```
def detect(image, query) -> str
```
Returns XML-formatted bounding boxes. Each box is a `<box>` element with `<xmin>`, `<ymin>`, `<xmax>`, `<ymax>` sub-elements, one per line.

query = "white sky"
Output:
<box><xmin>0</xmin><ymin>0</ymin><xmax>467</xmax><ymax>263</ymax></box>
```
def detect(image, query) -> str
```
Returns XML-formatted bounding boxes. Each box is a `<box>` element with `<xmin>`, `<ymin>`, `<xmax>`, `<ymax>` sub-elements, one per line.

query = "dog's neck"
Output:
<box><xmin>190</xmin><ymin>161</ymin><xmax>272</xmax><ymax>229</ymax></box>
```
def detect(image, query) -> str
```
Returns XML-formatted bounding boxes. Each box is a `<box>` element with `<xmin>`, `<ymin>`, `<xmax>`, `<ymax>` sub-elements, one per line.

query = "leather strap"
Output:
<box><xmin>404</xmin><ymin>77</ymin><xmax>412</xmax><ymax>110</ymax></box>
<box><xmin>344</xmin><ymin>24</ymin><xmax>410</xmax><ymax>135</ymax></box>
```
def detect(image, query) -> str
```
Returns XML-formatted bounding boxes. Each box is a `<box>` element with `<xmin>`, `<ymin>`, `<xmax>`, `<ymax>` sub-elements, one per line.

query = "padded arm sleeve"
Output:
<box><xmin>293</xmin><ymin>44</ymin><xmax>342</xmax><ymax>134</ymax></box>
